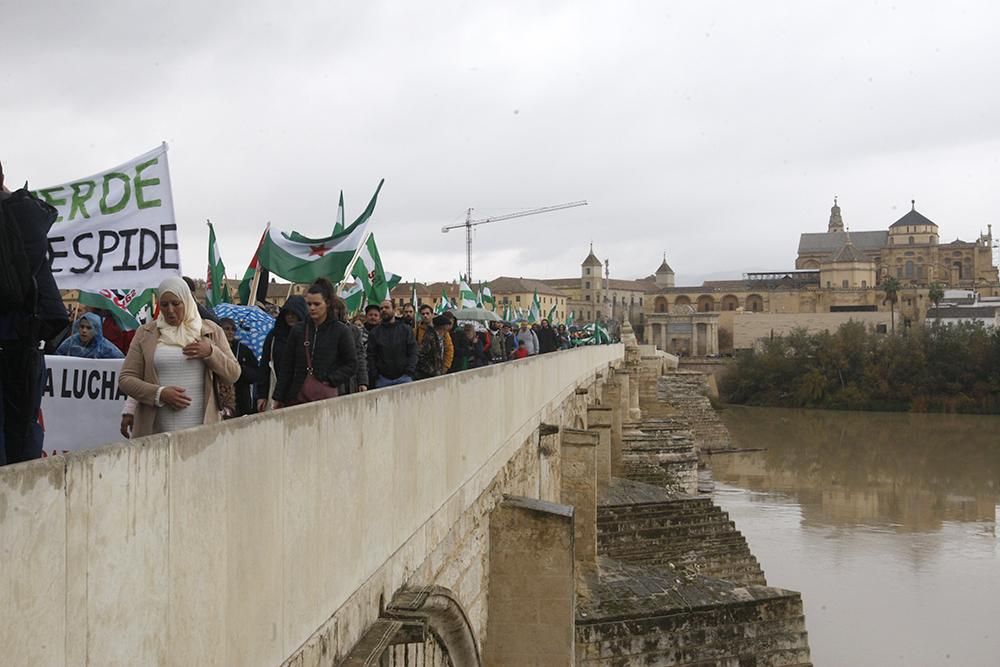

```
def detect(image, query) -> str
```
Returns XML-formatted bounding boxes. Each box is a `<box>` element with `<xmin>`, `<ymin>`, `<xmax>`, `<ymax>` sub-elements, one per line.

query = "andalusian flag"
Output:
<box><xmin>206</xmin><ymin>221</ymin><xmax>231</xmax><ymax>308</ymax></box>
<box><xmin>260</xmin><ymin>180</ymin><xmax>383</xmax><ymax>284</ymax></box>
<box><xmin>480</xmin><ymin>284</ymin><xmax>495</xmax><ymax>308</ymax></box>
<box><xmin>387</xmin><ymin>273</ymin><xmax>403</xmax><ymax>293</ymax></box>
<box><xmin>338</xmin><ymin>282</ymin><xmax>365</xmax><ymax>314</ymax></box>
<box><xmin>565</xmin><ymin>310</ymin><xmax>575</xmax><ymax>328</ymax></box>
<box><xmin>459</xmin><ymin>279</ymin><xmax>477</xmax><ymax>308</ymax></box>
<box><xmin>352</xmin><ymin>233</ymin><xmax>390</xmax><ymax>303</ymax></box>
<box><xmin>410</xmin><ymin>282</ymin><xmax>419</xmax><ymax>314</ymax></box>
<box><xmin>435</xmin><ymin>288</ymin><xmax>452</xmax><ymax>314</ymax></box>
<box><xmin>502</xmin><ymin>302</ymin><xmax>513</xmax><ymax>321</ymax></box>
<box><xmin>238</xmin><ymin>224</ymin><xmax>270</xmax><ymax>306</ymax></box>
<box><xmin>333</xmin><ymin>190</ymin><xmax>345</xmax><ymax>234</ymax></box>
<box><xmin>79</xmin><ymin>288</ymin><xmax>156</xmax><ymax>331</ymax></box>
<box><xmin>527</xmin><ymin>289</ymin><xmax>541</xmax><ymax>323</ymax></box>
<box><xmin>546</xmin><ymin>303</ymin><xmax>557</xmax><ymax>324</ymax></box>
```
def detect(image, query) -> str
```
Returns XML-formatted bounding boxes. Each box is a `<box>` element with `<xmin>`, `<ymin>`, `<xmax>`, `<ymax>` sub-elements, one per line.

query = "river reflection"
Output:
<box><xmin>713</xmin><ymin>406</ymin><xmax>1000</xmax><ymax>667</ymax></box>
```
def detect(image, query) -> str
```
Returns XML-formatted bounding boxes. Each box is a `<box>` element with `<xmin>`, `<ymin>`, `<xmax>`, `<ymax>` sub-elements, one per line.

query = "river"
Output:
<box><xmin>712</xmin><ymin>406</ymin><xmax>1000</xmax><ymax>667</ymax></box>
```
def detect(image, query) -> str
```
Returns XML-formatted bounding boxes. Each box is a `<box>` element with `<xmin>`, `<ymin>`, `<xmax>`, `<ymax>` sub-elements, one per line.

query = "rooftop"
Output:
<box><xmin>798</xmin><ymin>230</ymin><xmax>887</xmax><ymax>254</ymax></box>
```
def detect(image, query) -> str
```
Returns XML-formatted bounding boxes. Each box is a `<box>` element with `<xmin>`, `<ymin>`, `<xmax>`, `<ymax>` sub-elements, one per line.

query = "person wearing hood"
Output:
<box><xmin>219</xmin><ymin>318</ymin><xmax>260</xmax><ymax>417</ymax></box>
<box><xmin>118</xmin><ymin>277</ymin><xmax>240</xmax><ymax>437</ymax></box>
<box><xmin>56</xmin><ymin>312</ymin><xmax>125</xmax><ymax>359</ymax></box>
<box><xmin>257</xmin><ymin>295</ymin><xmax>307</xmax><ymax>412</ymax></box>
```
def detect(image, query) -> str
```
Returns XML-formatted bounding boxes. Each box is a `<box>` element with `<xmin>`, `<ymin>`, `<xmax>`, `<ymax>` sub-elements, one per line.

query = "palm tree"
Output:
<box><xmin>882</xmin><ymin>276</ymin><xmax>900</xmax><ymax>334</ymax></box>
<box><xmin>928</xmin><ymin>282</ymin><xmax>944</xmax><ymax>325</ymax></box>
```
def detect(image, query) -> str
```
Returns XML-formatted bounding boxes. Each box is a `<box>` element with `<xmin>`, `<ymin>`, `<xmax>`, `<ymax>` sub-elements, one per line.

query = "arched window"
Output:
<box><xmin>654</xmin><ymin>296</ymin><xmax>668</xmax><ymax>313</ymax></box>
<box><xmin>721</xmin><ymin>295</ymin><xmax>739</xmax><ymax>311</ymax></box>
<box><xmin>674</xmin><ymin>295</ymin><xmax>691</xmax><ymax>308</ymax></box>
<box><xmin>697</xmin><ymin>295</ymin><xmax>715</xmax><ymax>312</ymax></box>
<box><xmin>746</xmin><ymin>294</ymin><xmax>764</xmax><ymax>312</ymax></box>
<box><xmin>909</xmin><ymin>236</ymin><xmax>915</xmax><ymax>245</ymax></box>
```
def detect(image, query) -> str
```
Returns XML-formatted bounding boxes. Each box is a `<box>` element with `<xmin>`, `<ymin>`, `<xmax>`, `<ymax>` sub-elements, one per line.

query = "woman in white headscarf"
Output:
<box><xmin>119</xmin><ymin>277</ymin><xmax>240</xmax><ymax>437</ymax></box>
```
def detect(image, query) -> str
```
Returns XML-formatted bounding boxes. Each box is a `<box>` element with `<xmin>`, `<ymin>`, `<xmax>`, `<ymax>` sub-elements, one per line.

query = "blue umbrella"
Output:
<box><xmin>212</xmin><ymin>303</ymin><xmax>275</xmax><ymax>360</ymax></box>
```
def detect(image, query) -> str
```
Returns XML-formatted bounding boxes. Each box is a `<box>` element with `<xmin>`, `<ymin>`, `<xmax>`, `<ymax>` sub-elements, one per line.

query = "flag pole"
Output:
<box><xmin>248</xmin><ymin>221</ymin><xmax>269</xmax><ymax>305</ymax></box>
<box><xmin>338</xmin><ymin>230</ymin><xmax>372</xmax><ymax>291</ymax></box>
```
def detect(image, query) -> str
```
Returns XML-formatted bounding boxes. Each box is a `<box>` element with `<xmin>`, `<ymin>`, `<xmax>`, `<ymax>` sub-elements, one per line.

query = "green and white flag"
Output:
<box><xmin>78</xmin><ymin>288</ymin><xmax>156</xmax><ymax>331</ymax></box>
<box><xmin>527</xmin><ymin>289</ymin><xmax>541</xmax><ymax>323</ymax></box>
<box><xmin>206</xmin><ymin>221</ymin><xmax>230</xmax><ymax>308</ymax></box>
<box><xmin>458</xmin><ymin>279</ymin><xmax>477</xmax><ymax>308</ymax></box>
<box><xmin>480</xmin><ymin>284</ymin><xmax>495</xmax><ymax>308</ymax></box>
<box><xmin>260</xmin><ymin>180</ymin><xmax>383</xmax><ymax>284</ymax></box>
<box><xmin>338</xmin><ymin>282</ymin><xmax>365</xmax><ymax>314</ymax></box>
<box><xmin>387</xmin><ymin>273</ymin><xmax>403</xmax><ymax>293</ymax></box>
<box><xmin>546</xmin><ymin>303</ymin><xmax>557</xmax><ymax>324</ymax></box>
<box><xmin>435</xmin><ymin>288</ymin><xmax>452</xmax><ymax>314</ymax></box>
<box><xmin>565</xmin><ymin>310</ymin><xmax>575</xmax><ymax>328</ymax></box>
<box><xmin>410</xmin><ymin>282</ymin><xmax>419</xmax><ymax>314</ymax></box>
<box><xmin>333</xmin><ymin>190</ymin><xmax>345</xmax><ymax>234</ymax></box>
<box><xmin>352</xmin><ymin>233</ymin><xmax>390</xmax><ymax>303</ymax></box>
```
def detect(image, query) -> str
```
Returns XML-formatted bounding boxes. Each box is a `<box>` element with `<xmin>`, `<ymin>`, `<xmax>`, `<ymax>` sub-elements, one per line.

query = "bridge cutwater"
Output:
<box><xmin>0</xmin><ymin>321</ymin><xmax>810</xmax><ymax>666</ymax></box>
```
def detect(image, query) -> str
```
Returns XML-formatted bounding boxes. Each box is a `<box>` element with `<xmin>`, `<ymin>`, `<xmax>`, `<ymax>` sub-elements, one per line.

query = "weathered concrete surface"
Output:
<box><xmin>0</xmin><ymin>345</ymin><xmax>622</xmax><ymax>666</ymax></box>
<box><xmin>484</xmin><ymin>496</ymin><xmax>575</xmax><ymax>666</ymax></box>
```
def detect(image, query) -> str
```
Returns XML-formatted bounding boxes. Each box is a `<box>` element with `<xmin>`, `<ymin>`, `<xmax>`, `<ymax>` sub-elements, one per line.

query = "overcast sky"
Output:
<box><xmin>5</xmin><ymin>1</ymin><xmax>1000</xmax><ymax>286</ymax></box>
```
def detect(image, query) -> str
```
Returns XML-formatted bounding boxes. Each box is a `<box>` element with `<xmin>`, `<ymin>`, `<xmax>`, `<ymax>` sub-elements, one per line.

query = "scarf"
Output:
<box><xmin>156</xmin><ymin>277</ymin><xmax>204</xmax><ymax>347</ymax></box>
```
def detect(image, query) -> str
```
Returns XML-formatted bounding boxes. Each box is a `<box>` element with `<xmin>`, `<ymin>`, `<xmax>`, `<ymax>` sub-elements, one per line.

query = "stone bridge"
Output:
<box><xmin>0</xmin><ymin>328</ymin><xmax>810</xmax><ymax>666</ymax></box>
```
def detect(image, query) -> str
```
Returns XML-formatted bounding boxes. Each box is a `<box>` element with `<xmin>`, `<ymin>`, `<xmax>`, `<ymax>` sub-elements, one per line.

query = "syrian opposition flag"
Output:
<box><xmin>206</xmin><ymin>221</ymin><xmax>231</xmax><ymax>308</ymax></box>
<box><xmin>238</xmin><ymin>224</ymin><xmax>270</xmax><ymax>306</ymax></box>
<box><xmin>78</xmin><ymin>288</ymin><xmax>156</xmax><ymax>330</ymax></box>
<box><xmin>458</xmin><ymin>279</ymin><xmax>477</xmax><ymax>308</ymax></box>
<box><xmin>260</xmin><ymin>180</ymin><xmax>383</xmax><ymax>284</ymax></box>
<box><xmin>351</xmin><ymin>233</ymin><xmax>391</xmax><ymax>303</ymax></box>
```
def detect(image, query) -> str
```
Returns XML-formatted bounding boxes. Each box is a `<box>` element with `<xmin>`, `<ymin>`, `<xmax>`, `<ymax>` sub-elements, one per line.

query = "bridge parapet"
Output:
<box><xmin>0</xmin><ymin>345</ymin><xmax>623</xmax><ymax>666</ymax></box>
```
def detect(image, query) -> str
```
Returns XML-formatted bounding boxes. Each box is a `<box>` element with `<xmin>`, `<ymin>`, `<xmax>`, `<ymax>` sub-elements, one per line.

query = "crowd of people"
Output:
<box><xmin>0</xmin><ymin>156</ymin><xmax>603</xmax><ymax>465</ymax></box>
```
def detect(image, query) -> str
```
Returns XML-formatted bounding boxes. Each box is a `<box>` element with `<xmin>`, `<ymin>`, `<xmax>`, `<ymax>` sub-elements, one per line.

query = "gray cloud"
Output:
<box><xmin>4</xmin><ymin>0</ymin><xmax>999</xmax><ymax>288</ymax></box>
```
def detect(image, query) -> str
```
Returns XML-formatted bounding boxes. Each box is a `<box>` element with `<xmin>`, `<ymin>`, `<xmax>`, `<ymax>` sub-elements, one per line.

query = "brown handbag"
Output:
<box><xmin>296</xmin><ymin>328</ymin><xmax>339</xmax><ymax>404</ymax></box>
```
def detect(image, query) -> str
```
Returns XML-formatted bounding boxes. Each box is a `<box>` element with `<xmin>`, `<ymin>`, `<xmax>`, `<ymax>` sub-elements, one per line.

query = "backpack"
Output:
<box><xmin>0</xmin><ymin>197</ymin><xmax>34</xmax><ymax>312</ymax></box>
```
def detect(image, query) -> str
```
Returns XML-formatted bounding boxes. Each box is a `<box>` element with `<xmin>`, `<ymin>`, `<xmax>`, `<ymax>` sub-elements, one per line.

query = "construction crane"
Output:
<box><xmin>441</xmin><ymin>200</ymin><xmax>588</xmax><ymax>283</ymax></box>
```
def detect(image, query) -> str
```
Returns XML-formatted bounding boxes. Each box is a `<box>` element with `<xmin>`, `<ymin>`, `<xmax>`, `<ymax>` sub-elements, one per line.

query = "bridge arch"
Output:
<box><xmin>344</xmin><ymin>586</ymin><xmax>481</xmax><ymax>666</ymax></box>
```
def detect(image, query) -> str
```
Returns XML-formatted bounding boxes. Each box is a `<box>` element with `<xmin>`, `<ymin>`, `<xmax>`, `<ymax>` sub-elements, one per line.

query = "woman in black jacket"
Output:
<box><xmin>256</xmin><ymin>295</ymin><xmax>307</xmax><ymax>411</ymax></box>
<box><xmin>272</xmin><ymin>279</ymin><xmax>357</xmax><ymax>408</ymax></box>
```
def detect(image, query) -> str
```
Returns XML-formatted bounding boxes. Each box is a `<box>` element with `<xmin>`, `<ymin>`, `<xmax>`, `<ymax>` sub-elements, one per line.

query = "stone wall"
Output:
<box><xmin>0</xmin><ymin>345</ymin><xmax>622</xmax><ymax>667</ymax></box>
<box><xmin>657</xmin><ymin>371</ymin><xmax>733</xmax><ymax>451</ymax></box>
<box><xmin>732</xmin><ymin>311</ymin><xmax>892</xmax><ymax>350</ymax></box>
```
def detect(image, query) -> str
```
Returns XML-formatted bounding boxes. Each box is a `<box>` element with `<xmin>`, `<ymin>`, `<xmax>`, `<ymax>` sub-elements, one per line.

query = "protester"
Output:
<box><xmin>364</xmin><ymin>304</ymin><xmax>381</xmax><ymax>332</ymax></box>
<box><xmin>257</xmin><ymin>296</ymin><xmax>307</xmax><ymax>412</ymax></box>
<box><xmin>491</xmin><ymin>322</ymin><xmax>517</xmax><ymax>362</ymax></box>
<box><xmin>219</xmin><ymin>318</ymin><xmax>259</xmax><ymax>417</ymax></box>
<box><xmin>557</xmin><ymin>323</ymin><xmax>571</xmax><ymax>350</ymax></box>
<box><xmin>118</xmin><ymin>277</ymin><xmax>240</xmax><ymax>437</ymax></box>
<box><xmin>515</xmin><ymin>321</ymin><xmax>540</xmax><ymax>357</ymax></box>
<box><xmin>56</xmin><ymin>312</ymin><xmax>125</xmax><ymax>359</ymax></box>
<box><xmin>454</xmin><ymin>323</ymin><xmax>488</xmax><ymax>370</ymax></box>
<box><xmin>415</xmin><ymin>303</ymin><xmax>434</xmax><ymax>342</ymax></box>
<box><xmin>401</xmin><ymin>302</ymin><xmax>416</xmax><ymax>327</ymax></box>
<box><xmin>183</xmin><ymin>276</ymin><xmax>220</xmax><ymax>324</ymax></box>
<box><xmin>273</xmin><ymin>279</ymin><xmax>357</xmax><ymax>407</ymax></box>
<box><xmin>90</xmin><ymin>309</ymin><xmax>135</xmax><ymax>354</ymax></box>
<box><xmin>535</xmin><ymin>319</ymin><xmax>558</xmax><ymax>354</ymax></box>
<box><xmin>332</xmin><ymin>297</ymin><xmax>368</xmax><ymax>393</ymax></box>
<box><xmin>0</xmin><ymin>163</ymin><xmax>69</xmax><ymax>465</ymax></box>
<box><xmin>367</xmin><ymin>299</ymin><xmax>417</xmax><ymax>388</ymax></box>
<box><xmin>415</xmin><ymin>314</ymin><xmax>449</xmax><ymax>379</ymax></box>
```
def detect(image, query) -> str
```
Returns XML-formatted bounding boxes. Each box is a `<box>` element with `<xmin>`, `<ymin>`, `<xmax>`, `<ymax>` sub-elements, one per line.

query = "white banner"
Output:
<box><xmin>36</xmin><ymin>144</ymin><xmax>181</xmax><ymax>291</ymax></box>
<box><xmin>40</xmin><ymin>356</ymin><xmax>126</xmax><ymax>456</ymax></box>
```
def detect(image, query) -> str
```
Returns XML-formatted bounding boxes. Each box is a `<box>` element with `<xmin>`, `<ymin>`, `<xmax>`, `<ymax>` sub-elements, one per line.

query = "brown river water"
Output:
<box><xmin>713</xmin><ymin>406</ymin><xmax>1000</xmax><ymax>667</ymax></box>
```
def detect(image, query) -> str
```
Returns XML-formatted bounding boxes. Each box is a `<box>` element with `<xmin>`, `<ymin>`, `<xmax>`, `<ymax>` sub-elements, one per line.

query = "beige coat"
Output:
<box><xmin>119</xmin><ymin>319</ymin><xmax>241</xmax><ymax>437</ymax></box>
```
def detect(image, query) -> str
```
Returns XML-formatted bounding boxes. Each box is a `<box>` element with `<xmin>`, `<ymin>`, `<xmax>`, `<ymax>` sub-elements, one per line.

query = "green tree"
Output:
<box><xmin>928</xmin><ymin>282</ymin><xmax>944</xmax><ymax>324</ymax></box>
<box><xmin>881</xmin><ymin>276</ymin><xmax>901</xmax><ymax>334</ymax></box>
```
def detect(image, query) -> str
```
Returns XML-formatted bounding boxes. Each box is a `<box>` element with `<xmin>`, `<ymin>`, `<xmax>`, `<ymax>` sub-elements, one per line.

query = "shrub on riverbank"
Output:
<box><xmin>720</xmin><ymin>321</ymin><xmax>1000</xmax><ymax>413</ymax></box>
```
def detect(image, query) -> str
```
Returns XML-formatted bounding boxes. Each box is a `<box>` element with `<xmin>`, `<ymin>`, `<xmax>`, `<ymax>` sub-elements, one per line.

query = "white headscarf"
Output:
<box><xmin>156</xmin><ymin>277</ymin><xmax>204</xmax><ymax>347</ymax></box>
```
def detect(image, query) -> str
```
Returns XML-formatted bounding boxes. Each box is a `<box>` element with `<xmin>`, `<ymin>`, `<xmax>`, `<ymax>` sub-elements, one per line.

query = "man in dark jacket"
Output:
<box><xmin>0</xmin><ymin>163</ymin><xmax>70</xmax><ymax>465</ymax></box>
<box><xmin>536</xmin><ymin>319</ymin><xmax>559</xmax><ymax>354</ymax></box>
<box><xmin>367</xmin><ymin>300</ymin><xmax>417</xmax><ymax>388</ymax></box>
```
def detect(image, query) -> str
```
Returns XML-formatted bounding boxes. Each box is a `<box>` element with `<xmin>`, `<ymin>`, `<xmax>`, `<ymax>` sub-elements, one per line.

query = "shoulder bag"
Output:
<box><xmin>296</xmin><ymin>325</ymin><xmax>339</xmax><ymax>404</ymax></box>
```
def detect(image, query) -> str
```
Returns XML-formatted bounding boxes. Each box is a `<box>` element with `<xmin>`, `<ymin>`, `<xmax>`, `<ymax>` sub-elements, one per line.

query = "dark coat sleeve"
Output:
<box><xmin>352</xmin><ymin>326</ymin><xmax>368</xmax><ymax>389</ymax></box>
<box><xmin>236</xmin><ymin>343</ymin><xmax>258</xmax><ymax>384</ymax></box>
<box><xmin>273</xmin><ymin>325</ymin><xmax>302</xmax><ymax>403</ymax></box>
<box><xmin>405</xmin><ymin>326</ymin><xmax>418</xmax><ymax>377</ymax></box>
<box><xmin>367</xmin><ymin>327</ymin><xmax>379</xmax><ymax>387</ymax></box>
<box><xmin>324</xmin><ymin>324</ymin><xmax>357</xmax><ymax>389</ymax></box>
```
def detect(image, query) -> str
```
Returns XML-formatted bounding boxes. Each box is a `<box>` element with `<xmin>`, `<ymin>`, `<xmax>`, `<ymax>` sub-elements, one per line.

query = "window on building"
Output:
<box><xmin>862</xmin><ymin>280</ymin><xmax>867</xmax><ymax>288</ymax></box>
<box><xmin>909</xmin><ymin>236</ymin><xmax>914</xmax><ymax>245</ymax></box>
<box><xmin>516</xmin><ymin>295</ymin><xmax>521</xmax><ymax>303</ymax></box>
<box><xmin>639</xmin><ymin>297</ymin><xmax>643</xmax><ymax>305</ymax></box>
<box><xmin>585</xmin><ymin>295</ymin><xmax>591</xmax><ymax>301</ymax></box>
<box><xmin>826</xmin><ymin>281</ymin><xmax>831</xmax><ymax>288</ymax></box>
<box><xmin>905</xmin><ymin>261</ymin><xmax>914</xmax><ymax>278</ymax></box>
<box><xmin>585</xmin><ymin>268</ymin><xmax>591</xmax><ymax>276</ymax></box>
<box><xmin>585</xmin><ymin>281</ymin><xmax>590</xmax><ymax>289</ymax></box>
<box><xmin>842</xmin><ymin>280</ymin><xmax>849</xmax><ymax>288</ymax></box>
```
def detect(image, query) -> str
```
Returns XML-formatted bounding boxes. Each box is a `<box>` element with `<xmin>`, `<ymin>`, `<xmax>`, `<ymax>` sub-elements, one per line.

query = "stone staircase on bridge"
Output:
<box><xmin>654</xmin><ymin>370</ymin><xmax>733</xmax><ymax>452</ymax></box>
